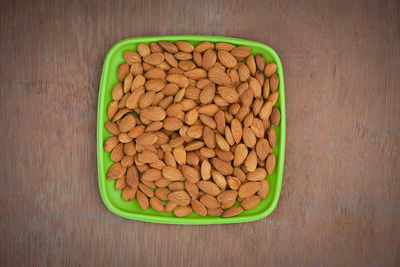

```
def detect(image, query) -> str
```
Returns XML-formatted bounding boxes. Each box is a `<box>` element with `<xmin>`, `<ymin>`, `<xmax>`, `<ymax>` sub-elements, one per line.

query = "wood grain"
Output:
<box><xmin>1</xmin><ymin>0</ymin><xmax>399</xmax><ymax>266</ymax></box>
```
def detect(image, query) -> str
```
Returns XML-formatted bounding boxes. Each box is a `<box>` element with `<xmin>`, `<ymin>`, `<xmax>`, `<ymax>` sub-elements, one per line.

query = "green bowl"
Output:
<box><xmin>97</xmin><ymin>35</ymin><xmax>286</xmax><ymax>224</ymax></box>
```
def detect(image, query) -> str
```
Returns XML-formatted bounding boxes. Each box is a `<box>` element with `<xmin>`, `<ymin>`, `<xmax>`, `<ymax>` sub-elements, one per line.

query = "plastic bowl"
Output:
<box><xmin>97</xmin><ymin>36</ymin><xmax>286</xmax><ymax>224</ymax></box>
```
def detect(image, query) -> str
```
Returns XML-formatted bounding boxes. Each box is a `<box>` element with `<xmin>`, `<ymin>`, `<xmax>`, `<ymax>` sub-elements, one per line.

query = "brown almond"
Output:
<box><xmin>185</xmin><ymin>181</ymin><xmax>199</xmax><ymax>199</ymax></box>
<box><xmin>255</xmin><ymin>53</ymin><xmax>265</xmax><ymax>72</ymax></box>
<box><xmin>215</xmin><ymin>148</ymin><xmax>234</xmax><ymax>161</ymax></box>
<box><xmin>154</xmin><ymin>187</ymin><xmax>171</xmax><ymax>201</ymax></box>
<box><xmin>225</xmin><ymin>126</ymin><xmax>235</xmax><ymax>146</ymax></box>
<box><xmin>222</xmin><ymin>206</ymin><xmax>243</xmax><ymax>217</ymax></box>
<box><xmin>184</xmin><ymin>68</ymin><xmax>207</xmax><ymax>80</ymax></box>
<box><xmin>163</xmin><ymin>117</ymin><xmax>183</xmax><ymax>131</ymax></box>
<box><xmin>199</xmin><ymin>83</ymin><xmax>215</xmax><ymax>104</ymax></box>
<box><xmin>165</xmin><ymin>201</ymin><xmax>177</xmax><ymax>212</ymax></box>
<box><xmin>112</xmin><ymin>82</ymin><xmax>124</xmax><ymax>101</ymax></box>
<box><xmin>215</xmin><ymin>42</ymin><xmax>235</xmax><ymax>51</ymax></box>
<box><xmin>164</xmin><ymin>52</ymin><xmax>178</xmax><ymax>67</ymax></box>
<box><xmin>107</xmin><ymin>101</ymin><xmax>119</xmax><ymax>120</ymax></box>
<box><xmin>243</xmin><ymin>113</ymin><xmax>254</xmax><ymax>128</ymax></box>
<box><xmin>162</xmin><ymin>166</ymin><xmax>184</xmax><ymax>181</ymax></box>
<box><xmin>111</xmin><ymin>143</ymin><xmax>124</xmax><ymax>162</ymax></box>
<box><xmin>208</xmin><ymin>65</ymin><xmax>230</xmax><ymax>85</ymax></box>
<box><xmin>119</xmin><ymin>114</ymin><xmax>136</xmax><ymax>132</ymax></box>
<box><xmin>258</xmin><ymin>179</ymin><xmax>270</xmax><ymax>199</ymax></box>
<box><xmin>138</xmin><ymin>183</ymin><xmax>154</xmax><ymax>198</ymax></box>
<box><xmin>202</xmin><ymin>49</ymin><xmax>217</xmax><ymax>70</ymax></box>
<box><xmin>185</xmin><ymin>141</ymin><xmax>205</xmax><ymax>151</ymax></box>
<box><xmin>193</xmin><ymin>51</ymin><xmax>202</xmax><ymax>66</ymax></box>
<box><xmin>115</xmin><ymin>176</ymin><xmax>127</xmax><ymax>191</ymax></box>
<box><xmin>246</xmin><ymin>55</ymin><xmax>256</xmax><ymax>76</ymax></box>
<box><xmin>198</xmin><ymin>104</ymin><xmax>219</xmax><ymax>116</ymax></box>
<box><xmin>217</xmin><ymin>86</ymin><xmax>239</xmax><ymax>104</ymax></box>
<box><xmin>179</xmin><ymin>60</ymin><xmax>196</xmax><ymax>71</ymax></box>
<box><xmin>215</xmin><ymin>133</ymin><xmax>230</xmax><ymax>152</ymax></box>
<box><xmin>187</xmin><ymin>124</ymin><xmax>204</xmax><ymax>139</ymax></box>
<box><xmin>194</xmin><ymin>41</ymin><xmax>214</xmax><ymax>53</ymax></box>
<box><xmin>168</xmin><ymin>190</ymin><xmax>191</xmax><ymax>206</ymax></box>
<box><xmin>266</xmin><ymin>153</ymin><xmax>276</xmax><ymax>175</ymax></box>
<box><xmin>270</xmin><ymin>107</ymin><xmax>281</xmax><ymax>126</ymax></box>
<box><xmin>267</xmin><ymin>127</ymin><xmax>276</xmax><ymax>148</ymax></box>
<box><xmin>123</xmin><ymin>51</ymin><xmax>141</xmax><ymax>65</ymax></box>
<box><xmin>218</xmin><ymin>51</ymin><xmax>237</xmax><ymax>68</ymax></box>
<box><xmin>125</xmin><ymin>87</ymin><xmax>145</xmax><ymax>109</ymax></box>
<box><xmin>121</xmin><ymin>155</ymin><xmax>134</xmax><ymax>167</ymax></box>
<box><xmin>174</xmin><ymin>41</ymin><xmax>194</xmax><ymax>52</ymax></box>
<box><xmin>203</xmin><ymin>126</ymin><xmax>216</xmax><ymax>148</ymax></box>
<box><xmin>201</xmin><ymin>160</ymin><xmax>212</xmax><ymax>180</ymax></box>
<box><xmin>137</xmin><ymin>43</ymin><xmax>151</xmax><ymax>57</ymax></box>
<box><xmin>118</xmin><ymin>63</ymin><xmax>130</xmax><ymax>81</ymax></box>
<box><xmin>166</xmin><ymin>74</ymin><xmax>189</xmax><ymax>88</ymax></box>
<box><xmin>233</xmin><ymin>143</ymin><xmax>248</xmax><ymax>166</ymax></box>
<box><xmin>264</xmin><ymin>62</ymin><xmax>277</xmax><ymax>77</ymax></box>
<box><xmin>130</xmin><ymin>63</ymin><xmax>143</xmax><ymax>76</ymax></box>
<box><xmin>138</xmin><ymin>151</ymin><xmax>159</xmax><ymax>164</ymax></box>
<box><xmin>122</xmin><ymin>186</ymin><xmax>137</xmax><ymax>201</ymax></box>
<box><xmin>104</xmin><ymin>136</ymin><xmax>119</xmax><ymax>152</ymax></box>
<box><xmin>217</xmin><ymin>190</ymin><xmax>238</xmax><ymax>205</ymax></box>
<box><xmin>199</xmin><ymin>114</ymin><xmax>216</xmax><ymax>129</ymax></box>
<box><xmin>142</xmin><ymin>168</ymin><xmax>162</xmax><ymax>181</ymax></box>
<box><xmin>136</xmin><ymin>190</ymin><xmax>149</xmax><ymax>210</ymax></box>
<box><xmin>182</xmin><ymin>165</ymin><xmax>201</xmax><ymax>183</ymax></box>
<box><xmin>149</xmin><ymin>197</ymin><xmax>165</xmax><ymax>212</ymax></box>
<box><xmin>249</xmin><ymin>77</ymin><xmax>262</xmax><ymax>98</ymax></box>
<box><xmin>238</xmin><ymin>182</ymin><xmax>261</xmax><ymax>198</ymax></box>
<box><xmin>200</xmin><ymin>194</ymin><xmax>220</xmax><ymax>209</ymax></box>
<box><xmin>140</xmin><ymin>106</ymin><xmax>166</xmax><ymax>121</ymax></box>
<box><xmin>214</xmin><ymin>110</ymin><xmax>226</xmax><ymax>134</ymax></box>
<box><xmin>255</xmin><ymin>138</ymin><xmax>270</xmax><ymax>161</ymax></box>
<box><xmin>211</xmin><ymin>170</ymin><xmax>227</xmax><ymax>190</ymax></box>
<box><xmin>143</xmin><ymin>53</ymin><xmax>165</xmax><ymax>65</ymax></box>
<box><xmin>247</xmin><ymin>168</ymin><xmax>267</xmax><ymax>181</ymax></box>
<box><xmin>197</xmin><ymin>181</ymin><xmax>221</xmax><ymax>196</ymax></box>
<box><xmin>241</xmin><ymin>195</ymin><xmax>261</xmax><ymax>210</ymax></box>
<box><xmin>200</xmin><ymin>147</ymin><xmax>216</xmax><ymax>158</ymax></box>
<box><xmin>191</xmin><ymin>198</ymin><xmax>207</xmax><ymax>216</ymax></box>
<box><xmin>168</xmin><ymin>182</ymin><xmax>185</xmax><ymax>191</ymax></box>
<box><xmin>211</xmin><ymin>158</ymin><xmax>233</xmax><ymax>175</ymax></box>
<box><xmin>105</xmin><ymin>121</ymin><xmax>120</xmax><ymax>136</ymax></box>
<box><xmin>124</xmin><ymin>142</ymin><xmax>137</xmax><ymax>156</ymax></box>
<box><xmin>227</xmin><ymin>176</ymin><xmax>241</xmax><ymax>190</ymax></box>
<box><xmin>231</xmin><ymin>119</ymin><xmax>243</xmax><ymax>144</ymax></box>
<box><xmin>244</xmin><ymin>150</ymin><xmax>258</xmax><ymax>172</ymax></box>
<box><xmin>231</xmin><ymin>46</ymin><xmax>251</xmax><ymax>58</ymax></box>
<box><xmin>174</xmin><ymin>205</ymin><xmax>193</xmax><ymax>217</ymax></box>
<box><xmin>207</xmin><ymin>207</ymin><xmax>223</xmax><ymax>216</ymax></box>
<box><xmin>173</xmin><ymin>145</ymin><xmax>186</xmax><ymax>165</ymax></box>
<box><xmin>107</xmin><ymin>162</ymin><xmax>126</xmax><ymax>180</ymax></box>
<box><xmin>136</xmin><ymin>132</ymin><xmax>157</xmax><ymax>146</ymax></box>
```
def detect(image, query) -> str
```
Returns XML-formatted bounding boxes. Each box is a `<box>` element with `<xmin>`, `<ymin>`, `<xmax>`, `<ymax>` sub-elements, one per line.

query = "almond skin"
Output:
<box><xmin>238</xmin><ymin>182</ymin><xmax>261</xmax><ymax>198</ymax></box>
<box><xmin>182</xmin><ymin>165</ymin><xmax>201</xmax><ymax>183</ymax></box>
<box><xmin>191</xmin><ymin>198</ymin><xmax>207</xmax><ymax>216</ymax></box>
<box><xmin>233</xmin><ymin>143</ymin><xmax>248</xmax><ymax>166</ymax></box>
<box><xmin>266</xmin><ymin>153</ymin><xmax>276</xmax><ymax>175</ymax></box>
<box><xmin>241</xmin><ymin>195</ymin><xmax>261</xmax><ymax>210</ymax></box>
<box><xmin>247</xmin><ymin>168</ymin><xmax>267</xmax><ymax>181</ymax></box>
<box><xmin>174</xmin><ymin>205</ymin><xmax>193</xmax><ymax>217</ymax></box>
<box><xmin>136</xmin><ymin>190</ymin><xmax>149</xmax><ymax>210</ymax></box>
<box><xmin>168</xmin><ymin>190</ymin><xmax>191</xmax><ymax>206</ymax></box>
<box><xmin>149</xmin><ymin>197</ymin><xmax>165</xmax><ymax>212</ymax></box>
<box><xmin>197</xmin><ymin>181</ymin><xmax>221</xmax><ymax>196</ymax></box>
<box><xmin>200</xmin><ymin>194</ymin><xmax>220</xmax><ymax>209</ymax></box>
<box><xmin>162</xmin><ymin>166</ymin><xmax>184</xmax><ymax>181</ymax></box>
<box><xmin>222</xmin><ymin>206</ymin><xmax>243</xmax><ymax>217</ymax></box>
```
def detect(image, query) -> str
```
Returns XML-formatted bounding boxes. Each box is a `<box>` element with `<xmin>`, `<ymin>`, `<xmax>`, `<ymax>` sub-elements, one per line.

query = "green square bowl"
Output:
<box><xmin>97</xmin><ymin>35</ymin><xmax>286</xmax><ymax>224</ymax></box>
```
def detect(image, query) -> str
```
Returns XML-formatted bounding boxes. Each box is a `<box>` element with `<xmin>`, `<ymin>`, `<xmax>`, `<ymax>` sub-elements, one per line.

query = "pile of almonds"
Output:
<box><xmin>104</xmin><ymin>40</ymin><xmax>280</xmax><ymax>218</ymax></box>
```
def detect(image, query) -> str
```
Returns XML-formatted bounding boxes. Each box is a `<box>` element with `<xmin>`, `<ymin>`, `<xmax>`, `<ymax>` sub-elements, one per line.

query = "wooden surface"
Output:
<box><xmin>1</xmin><ymin>0</ymin><xmax>399</xmax><ymax>266</ymax></box>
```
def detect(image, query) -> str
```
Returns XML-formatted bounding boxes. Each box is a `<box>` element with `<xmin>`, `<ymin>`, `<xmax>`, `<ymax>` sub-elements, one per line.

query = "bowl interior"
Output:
<box><xmin>97</xmin><ymin>36</ymin><xmax>285</xmax><ymax>224</ymax></box>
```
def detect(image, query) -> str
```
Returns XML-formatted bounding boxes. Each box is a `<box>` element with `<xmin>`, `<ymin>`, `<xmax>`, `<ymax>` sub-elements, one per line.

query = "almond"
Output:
<box><xmin>199</xmin><ymin>83</ymin><xmax>215</xmax><ymax>104</ymax></box>
<box><xmin>267</xmin><ymin>127</ymin><xmax>276</xmax><ymax>148</ymax></box>
<box><xmin>233</xmin><ymin>143</ymin><xmax>248</xmax><ymax>166</ymax></box>
<box><xmin>119</xmin><ymin>114</ymin><xmax>136</xmax><ymax>132</ymax></box>
<box><xmin>166</xmin><ymin>74</ymin><xmax>189</xmax><ymax>88</ymax></box>
<box><xmin>174</xmin><ymin>41</ymin><xmax>194</xmax><ymax>52</ymax></box>
<box><xmin>104</xmin><ymin>136</ymin><xmax>119</xmax><ymax>152</ymax></box>
<box><xmin>136</xmin><ymin>190</ymin><xmax>149</xmax><ymax>210</ymax></box>
<box><xmin>247</xmin><ymin>168</ymin><xmax>267</xmax><ymax>181</ymax></box>
<box><xmin>184</xmin><ymin>68</ymin><xmax>208</xmax><ymax>80</ymax></box>
<box><xmin>165</xmin><ymin>201</ymin><xmax>177</xmax><ymax>212</ymax></box>
<box><xmin>138</xmin><ymin>183</ymin><xmax>154</xmax><ymax>197</ymax></box>
<box><xmin>211</xmin><ymin>170</ymin><xmax>227</xmax><ymax>190</ymax></box>
<box><xmin>246</xmin><ymin>55</ymin><xmax>256</xmax><ymax>76</ymax></box>
<box><xmin>136</xmin><ymin>132</ymin><xmax>157</xmax><ymax>146</ymax></box>
<box><xmin>227</xmin><ymin>176</ymin><xmax>241</xmax><ymax>190</ymax></box>
<box><xmin>138</xmin><ymin>151</ymin><xmax>159</xmax><ymax>164</ymax></box>
<box><xmin>194</xmin><ymin>41</ymin><xmax>214</xmax><ymax>53</ymax></box>
<box><xmin>208</xmin><ymin>65</ymin><xmax>230</xmax><ymax>85</ymax></box>
<box><xmin>235</xmin><ymin>106</ymin><xmax>250</xmax><ymax>121</ymax></box>
<box><xmin>200</xmin><ymin>194</ymin><xmax>220</xmax><ymax>209</ymax></box>
<box><xmin>270</xmin><ymin>107</ymin><xmax>281</xmax><ymax>126</ymax></box>
<box><xmin>215</xmin><ymin>148</ymin><xmax>234</xmax><ymax>161</ymax></box>
<box><xmin>140</xmin><ymin>106</ymin><xmax>166</xmax><ymax>121</ymax></box>
<box><xmin>225</xmin><ymin>126</ymin><xmax>235</xmax><ymax>146</ymax></box>
<box><xmin>200</xmin><ymin>147</ymin><xmax>216</xmax><ymax>158</ymax></box>
<box><xmin>198</xmin><ymin>104</ymin><xmax>219</xmax><ymax>116</ymax></box>
<box><xmin>203</xmin><ymin>126</ymin><xmax>216</xmax><ymax>148</ymax></box>
<box><xmin>255</xmin><ymin>54</ymin><xmax>265</xmax><ymax>71</ymax></box>
<box><xmin>123</xmin><ymin>51</ymin><xmax>141</xmax><ymax>65</ymax></box>
<box><xmin>255</xmin><ymin>138</ymin><xmax>270</xmax><ymax>161</ymax></box>
<box><xmin>222</xmin><ymin>206</ymin><xmax>243</xmax><ymax>217</ymax></box>
<box><xmin>211</xmin><ymin>158</ymin><xmax>233</xmax><ymax>175</ymax></box>
<box><xmin>187</xmin><ymin>124</ymin><xmax>204</xmax><ymax>139</ymax></box>
<box><xmin>122</xmin><ymin>186</ymin><xmax>137</xmax><ymax>201</ymax></box>
<box><xmin>168</xmin><ymin>190</ymin><xmax>190</xmax><ymax>206</ymax></box>
<box><xmin>118</xmin><ymin>133</ymin><xmax>133</xmax><ymax>143</ymax></box>
<box><xmin>185</xmin><ymin>181</ymin><xmax>199</xmax><ymax>198</ymax></box>
<box><xmin>163</xmin><ymin>117</ymin><xmax>183</xmax><ymax>131</ymax></box>
<box><xmin>201</xmin><ymin>159</ymin><xmax>212</xmax><ymax>180</ymax></box>
<box><xmin>185</xmin><ymin>141</ymin><xmax>205</xmax><ymax>151</ymax></box>
<box><xmin>145</xmin><ymin>121</ymin><xmax>163</xmax><ymax>132</ymax></box>
<box><xmin>241</xmin><ymin>195</ymin><xmax>261</xmax><ymax>210</ymax></box>
<box><xmin>215</xmin><ymin>133</ymin><xmax>230</xmax><ymax>152</ymax></box>
<box><xmin>142</xmin><ymin>168</ymin><xmax>162</xmax><ymax>181</ymax></box>
<box><xmin>250</xmin><ymin>118</ymin><xmax>265</xmax><ymax>138</ymax></box>
<box><xmin>264</xmin><ymin>62</ymin><xmax>277</xmax><ymax>77</ymax></box>
<box><xmin>182</xmin><ymin>165</ymin><xmax>201</xmax><ymax>183</ymax></box>
<box><xmin>107</xmin><ymin>162</ymin><xmax>126</xmax><ymax>180</ymax></box>
<box><xmin>107</xmin><ymin>101</ymin><xmax>118</xmax><ymax>120</ymax></box>
<box><xmin>231</xmin><ymin>119</ymin><xmax>243</xmax><ymax>144</ymax></box>
<box><xmin>191</xmin><ymin>198</ymin><xmax>207</xmax><ymax>216</ymax></box>
<box><xmin>199</xmin><ymin>114</ymin><xmax>216</xmax><ymax>129</ymax></box>
<box><xmin>231</xmin><ymin>46</ymin><xmax>251</xmax><ymax>58</ymax></box>
<box><xmin>201</xmin><ymin>49</ymin><xmax>216</xmax><ymax>70</ymax></box>
<box><xmin>125</xmin><ymin>87</ymin><xmax>145</xmax><ymax>109</ymax></box>
<box><xmin>193</xmin><ymin>51</ymin><xmax>202</xmax><ymax>66</ymax></box>
<box><xmin>179</xmin><ymin>60</ymin><xmax>196</xmax><ymax>71</ymax></box>
<box><xmin>197</xmin><ymin>180</ymin><xmax>221</xmax><ymax>196</ymax></box>
<box><xmin>218</xmin><ymin>51</ymin><xmax>237</xmax><ymax>68</ymax></box>
<box><xmin>244</xmin><ymin>150</ymin><xmax>258</xmax><ymax>172</ymax></box>
<box><xmin>118</xmin><ymin>63</ymin><xmax>130</xmax><ymax>81</ymax></box>
<box><xmin>143</xmin><ymin>53</ymin><xmax>165</xmax><ymax>65</ymax></box>
<box><xmin>242</xmin><ymin>127</ymin><xmax>257</xmax><ymax>148</ymax></box>
<box><xmin>115</xmin><ymin>176</ymin><xmax>127</xmax><ymax>191</ymax></box>
<box><xmin>243</xmin><ymin>113</ymin><xmax>254</xmax><ymax>128</ymax></box>
<box><xmin>130</xmin><ymin>63</ymin><xmax>143</xmax><ymax>76</ymax></box>
<box><xmin>164</xmin><ymin>51</ymin><xmax>178</xmax><ymax>67</ymax></box>
<box><xmin>258</xmin><ymin>179</ymin><xmax>270</xmax><ymax>199</ymax></box>
<box><xmin>207</xmin><ymin>207</ymin><xmax>223</xmax><ymax>216</ymax></box>
<box><xmin>214</xmin><ymin>110</ymin><xmax>226</xmax><ymax>134</ymax></box>
<box><xmin>238</xmin><ymin>181</ymin><xmax>261</xmax><ymax>198</ymax></box>
<box><xmin>121</xmin><ymin>155</ymin><xmax>134</xmax><ymax>167</ymax></box>
<box><xmin>174</xmin><ymin>205</ymin><xmax>193</xmax><ymax>217</ymax></box>
<box><xmin>173</xmin><ymin>145</ymin><xmax>186</xmax><ymax>165</ymax></box>
<box><xmin>111</xmin><ymin>143</ymin><xmax>124</xmax><ymax>162</ymax></box>
<box><xmin>149</xmin><ymin>197</ymin><xmax>165</xmax><ymax>212</ymax></box>
<box><xmin>266</xmin><ymin>153</ymin><xmax>276</xmax><ymax>175</ymax></box>
<box><xmin>217</xmin><ymin>86</ymin><xmax>239</xmax><ymax>104</ymax></box>
<box><xmin>217</xmin><ymin>190</ymin><xmax>238</xmax><ymax>205</ymax></box>
<box><xmin>268</xmin><ymin>91</ymin><xmax>279</xmax><ymax>105</ymax></box>
<box><xmin>259</xmin><ymin>101</ymin><xmax>273</xmax><ymax>120</ymax></box>
<box><xmin>162</xmin><ymin>165</ymin><xmax>185</xmax><ymax>181</ymax></box>
<box><xmin>112</xmin><ymin>83</ymin><xmax>124</xmax><ymax>100</ymax></box>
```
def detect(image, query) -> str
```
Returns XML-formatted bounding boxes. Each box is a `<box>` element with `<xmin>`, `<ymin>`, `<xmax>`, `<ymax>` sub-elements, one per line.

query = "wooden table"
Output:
<box><xmin>1</xmin><ymin>0</ymin><xmax>399</xmax><ymax>266</ymax></box>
